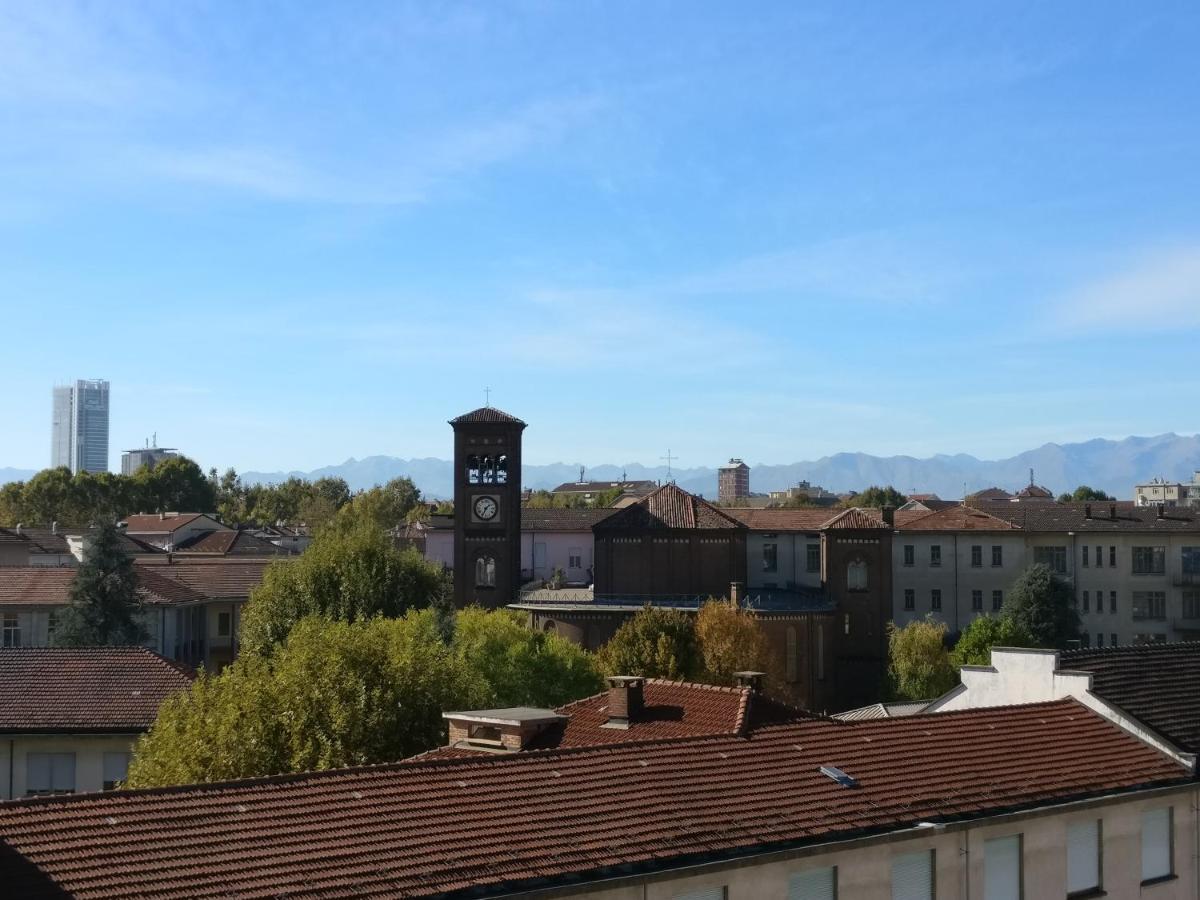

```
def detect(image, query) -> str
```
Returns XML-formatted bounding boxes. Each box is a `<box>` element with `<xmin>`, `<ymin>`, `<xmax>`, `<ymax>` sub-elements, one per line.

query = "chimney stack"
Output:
<box><xmin>734</xmin><ymin>671</ymin><xmax>765</xmax><ymax>692</ymax></box>
<box><xmin>881</xmin><ymin>505</ymin><xmax>895</xmax><ymax>527</ymax></box>
<box><xmin>51</xmin><ymin>521</ymin><xmax>58</xmax><ymax>535</ymax></box>
<box><xmin>604</xmin><ymin>676</ymin><xmax>645</xmax><ymax>729</ymax></box>
<box><xmin>1084</xmin><ymin>504</ymin><xmax>1092</xmax><ymax>519</ymax></box>
<box><xmin>1109</xmin><ymin>503</ymin><xmax>1117</xmax><ymax>520</ymax></box>
<box><xmin>1157</xmin><ymin>503</ymin><xmax>1165</xmax><ymax>520</ymax></box>
<box><xmin>730</xmin><ymin>582</ymin><xmax>744</xmax><ymax>607</ymax></box>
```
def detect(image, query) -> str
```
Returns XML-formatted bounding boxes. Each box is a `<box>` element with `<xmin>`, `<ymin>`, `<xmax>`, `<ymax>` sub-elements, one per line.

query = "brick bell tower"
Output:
<box><xmin>450</xmin><ymin>406</ymin><xmax>526</xmax><ymax>609</ymax></box>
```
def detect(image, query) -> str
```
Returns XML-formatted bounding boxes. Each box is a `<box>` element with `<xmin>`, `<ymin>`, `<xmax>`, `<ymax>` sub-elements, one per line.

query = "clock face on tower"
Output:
<box><xmin>473</xmin><ymin>495</ymin><xmax>499</xmax><ymax>522</ymax></box>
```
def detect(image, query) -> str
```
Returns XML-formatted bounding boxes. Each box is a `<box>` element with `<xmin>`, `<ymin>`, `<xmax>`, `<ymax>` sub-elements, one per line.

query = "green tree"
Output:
<box><xmin>886</xmin><ymin>617</ymin><xmax>957</xmax><ymax>700</ymax></box>
<box><xmin>770</xmin><ymin>493</ymin><xmax>819</xmax><ymax>509</ymax></box>
<box><xmin>693</xmin><ymin>600</ymin><xmax>779</xmax><ymax>687</ymax></box>
<box><xmin>1003</xmin><ymin>563</ymin><xmax>1081</xmax><ymax>648</ymax></box>
<box><xmin>452</xmin><ymin>607</ymin><xmax>604</xmax><ymax>707</ymax></box>
<box><xmin>596</xmin><ymin>605</ymin><xmax>701</xmax><ymax>680</ymax></box>
<box><xmin>335</xmin><ymin>477</ymin><xmax>423</xmax><ymax>531</ymax></box>
<box><xmin>127</xmin><ymin>613</ymin><xmax>482</xmax><ymax>787</ymax></box>
<box><xmin>239</xmin><ymin>520</ymin><xmax>448</xmax><ymax>656</ymax></box>
<box><xmin>55</xmin><ymin>520</ymin><xmax>147</xmax><ymax>646</ymax></box>
<box><xmin>134</xmin><ymin>456</ymin><xmax>216</xmax><ymax>513</ymax></box>
<box><xmin>0</xmin><ymin>481</ymin><xmax>27</xmax><ymax>526</ymax></box>
<box><xmin>844</xmin><ymin>485</ymin><xmax>907</xmax><ymax>509</ymax></box>
<box><xmin>21</xmin><ymin>467</ymin><xmax>77</xmax><ymax>526</ymax></box>
<box><xmin>1056</xmin><ymin>485</ymin><xmax>1115</xmax><ymax>503</ymax></box>
<box><xmin>950</xmin><ymin>614</ymin><xmax>1038</xmax><ymax>668</ymax></box>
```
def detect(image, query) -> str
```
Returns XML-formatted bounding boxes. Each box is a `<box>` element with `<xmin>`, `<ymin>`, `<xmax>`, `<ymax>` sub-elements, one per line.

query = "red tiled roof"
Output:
<box><xmin>0</xmin><ymin>567</ymin><xmax>207</xmax><ymax>608</ymax></box>
<box><xmin>173</xmin><ymin>530</ymin><xmax>293</xmax><ymax>556</ymax></box>
<box><xmin>518</xmin><ymin>507</ymin><xmax>613</xmax><ymax>532</ymax></box>
<box><xmin>594</xmin><ymin>483</ymin><xmax>745</xmax><ymax>531</ymax></box>
<box><xmin>724</xmin><ymin>508</ymin><xmax>835</xmax><ymax>531</ymax></box>
<box><xmin>448</xmin><ymin>406</ymin><xmax>526</xmax><ymax>426</ymax></box>
<box><xmin>134</xmin><ymin>557</ymin><xmax>281</xmax><ymax>600</ymax></box>
<box><xmin>0</xmin><ymin>699</ymin><xmax>1187</xmax><ymax>898</ymax></box>
<box><xmin>822</xmin><ymin>507</ymin><xmax>890</xmax><ymax>530</ymax></box>
<box><xmin>895</xmin><ymin>506</ymin><xmax>1020</xmax><ymax>532</ymax></box>
<box><xmin>1060</xmin><ymin>641</ymin><xmax>1200</xmax><ymax>753</ymax></box>
<box><xmin>0</xmin><ymin>528</ymin><xmax>70</xmax><ymax>554</ymax></box>
<box><xmin>121</xmin><ymin>513</ymin><xmax>217</xmax><ymax>534</ymax></box>
<box><xmin>0</xmin><ymin>647</ymin><xmax>193</xmax><ymax>733</ymax></box>
<box><xmin>972</xmin><ymin>501</ymin><xmax>1200</xmax><ymax>533</ymax></box>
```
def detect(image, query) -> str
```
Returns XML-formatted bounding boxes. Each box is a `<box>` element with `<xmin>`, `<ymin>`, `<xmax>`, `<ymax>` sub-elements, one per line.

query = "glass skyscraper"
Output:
<box><xmin>50</xmin><ymin>379</ymin><xmax>110</xmax><ymax>474</ymax></box>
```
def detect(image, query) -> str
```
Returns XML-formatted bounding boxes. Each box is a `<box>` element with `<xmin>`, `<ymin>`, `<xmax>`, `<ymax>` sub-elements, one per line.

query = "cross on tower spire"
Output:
<box><xmin>484</xmin><ymin>387</ymin><xmax>492</xmax><ymax>407</ymax></box>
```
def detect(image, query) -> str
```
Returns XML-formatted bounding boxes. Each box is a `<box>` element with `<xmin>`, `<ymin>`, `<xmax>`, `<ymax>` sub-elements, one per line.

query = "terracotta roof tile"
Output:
<box><xmin>518</xmin><ymin>508</ymin><xmax>614</xmax><ymax>532</ymax></box>
<box><xmin>0</xmin><ymin>528</ymin><xmax>70</xmax><ymax>554</ymax></box>
<box><xmin>1060</xmin><ymin>641</ymin><xmax>1200</xmax><ymax>752</ymax></box>
<box><xmin>0</xmin><ymin>699</ymin><xmax>1186</xmax><ymax>898</ymax></box>
<box><xmin>973</xmin><ymin>501</ymin><xmax>1200</xmax><ymax>533</ymax></box>
<box><xmin>133</xmin><ymin>557</ymin><xmax>280</xmax><ymax>600</ymax></box>
<box><xmin>173</xmin><ymin>530</ymin><xmax>294</xmax><ymax>556</ymax></box>
<box><xmin>895</xmin><ymin>506</ymin><xmax>1020</xmax><ymax>532</ymax></box>
<box><xmin>723</xmin><ymin>508</ymin><xmax>835</xmax><ymax>531</ymax></box>
<box><xmin>448</xmin><ymin>406</ymin><xmax>526</xmax><ymax>425</ymax></box>
<box><xmin>822</xmin><ymin>507</ymin><xmax>891</xmax><ymax>530</ymax></box>
<box><xmin>0</xmin><ymin>566</ymin><xmax>209</xmax><ymax>608</ymax></box>
<box><xmin>594</xmin><ymin>483</ymin><xmax>744</xmax><ymax>531</ymax></box>
<box><xmin>120</xmin><ymin>513</ymin><xmax>208</xmax><ymax>534</ymax></box>
<box><xmin>0</xmin><ymin>647</ymin><xmax>193</xmax><ymax>733</ymax></box>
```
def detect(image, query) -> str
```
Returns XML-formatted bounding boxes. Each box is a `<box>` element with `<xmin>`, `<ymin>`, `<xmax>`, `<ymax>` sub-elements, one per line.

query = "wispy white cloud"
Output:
<box><xmin>1054</xmin><ymin>243</ymin><xmax>1200</xmax><ymax>331</ymax></box>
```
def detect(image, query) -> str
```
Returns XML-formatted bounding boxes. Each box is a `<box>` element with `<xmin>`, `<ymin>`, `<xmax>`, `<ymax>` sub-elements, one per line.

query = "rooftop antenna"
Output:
<box><xmin>483</xmin><ymin>386</ymin><xmax>492</xmax><ymax>408</ymax></box>
<box><xmin>660</xmin><ymin>449</ymin><xmax>677</xmax><ymax>482</ymax></box>
<box><xmin>1029</xmin><ymin>467</ymin><xmax>1035</xmax><ymax>487</ymax></box>
<box><xmin>579</xmin><ymin>465</ymin><xmax>585</xmax><ymax>483</ymax></box>
<box><xmin>622</xmin><ymin>468</ymin><xmax>627</xmax><ymax>483</ymax></box>
<box><xmin>152</xmin><ymin>431</ymin><xmax>157</xmax><ymax>449</ymax></box>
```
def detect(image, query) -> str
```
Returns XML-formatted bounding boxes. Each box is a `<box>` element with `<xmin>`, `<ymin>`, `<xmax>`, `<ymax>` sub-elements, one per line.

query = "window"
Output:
<box><xmin>466</xmin><ymin>454</ymin><xmax>481</xmax><ymax>484</ymax></box>
<box><xmin>47</xmin><ymin>611</ymin><xmax>58</xmax><ymax>641</ymax></box>
<box><xmin>763</xmin><ymin>543</ymin><xmax>779</xmax><ymax>573</ymax></box>
<box><xmin>992</xmin><ymin>590</ymin><xmax>1003</xmax><ymax>611</ymax></box>
<box><xmin>1095</xmin><ymin>545</ymin><xmax>1102</xmax><ymax>568</ymax></box>
<box><xmin>788</xmin><ymin>866</ymin><xmax>835</xmax><ymax>900</ymax></box>
<box><xmin>1034</xmin><ymin>546</ymin><xmax>1067</xmax><ymax>574</ymax></box>
<box><xmin>1135</xmin><ymin>633</ymin><xmax>1168</xmax><ymax>645</ymax></box>
<box><xmin>1109</xmin><ymin>546</ymin><xmax>1116</xmax><ymax>567</ymax></box>
<box><xmin>102</xmin><ymin>752</ymin><xmax>130</xmax><ymax>791</ymax></box>
<box><xmin>1184</xmin><ymin>591</ymin><xmax>1200</xmax><ymax>620</ymax></box>
<box><xmin>1096</xmin><ymin>632</ymin><xmax>1104</xmax><ymax>647</ymax></box>
<box><xmin>903</xmin><ymin>544</ymin><xmax>915</xmax><ymax>567</ymax></box>
<box><xmin>984</xmin><ymin>834</ymin><xmax>1022</xmax><ymax>900</ymax></box>
<box><xmin>904</xmin><ymin>589</ymin><xmax>915</xmax><ymax>611</ymax></box>
<box><xmin>971</xmin><ymin>545</ymin><xmax>982</xmax><ymax>567</ymax></box>
<box><xmin>930</xmin><ymin>545</ymin><xmax>941</xmax><ymax>567</ymax></box>
<box><xmin>474</xmin><ymin>554</ymin><xmax>496</xmax><ymax>588</ymax></box>
<box><xmin>1109</xmin><ymin>591</ymin><xmax>1117</xmax><ymax>614</ymax></box>
<box><xmin>1132</xmin><ymin>546</ymin><xmax>1166</xmax><ymax>575</ymax></box>
<box><xmin>495</xmin><ymin>454</ymin><xmax>508</xmax><ymax>485</ymax></box>
<box><xmin>1141</xmin><ymin>807</ymin><xmax>1173</xmax><ymax>883</ymax></box>
<box><xmin>786</xmin><ymin>626</ymin><xmax>798</xmax><ymax>682</ymax></box>
<box><xmin>1082</xmin><ymin>590</ymin><xmax>1089</xmax><ymax>613</ymax></box>
<box><xmin>992</xmin><ymin>545</ymin><xmax>1003</xmax><ymax>567</ymax></box>
<box><xmin>1132</xmin><ymin>591</ymin><xmax>1166</xmax><ymax>620</ymax></box>
<box><xmin>1082</xmin><ymin>545</ymin><xmax>1089</xmax><ymax>568</ymax></box>
<box><xmin>1111</xmin><ymin>633</ymin><xmax>1118</xmax><ymax>646</ymax></box>
<box><xmin>930</xmin><ymin>589</ymin><xmax>942</xmax><ymax>612</ymax></box>
<box><xmin>217</xmin><ymin>612</ymin><xmax>231</xmax><ymax>638</ymax></box>
<box><xmin>806</xmin><ymin>544</ymin><xmax>821</xmax><ymax>573</ymax></box>
<box><xmin>2</xmin><ymin>613</ymin><xmax>19</xmax><ymax>647</ymax></box>
<box><xmin>891</xmin><ymin>849</ymin><xmax>933</xmax><ymax>900</ymax></box>
<box><xmin>1183</xmin><ymin>547</ymin><xmax>1200</xmax><ymax>575</ymax></box>
<box><xmin>1067</xmin><ymin>819</ymin><xmax>1101</xmax><ymax>896</ymax></box>
<box><xmin>26</xmin><ymin>752</ymin><xmax>75</xmax><ymax>796</ymax></box>
<box><xmin>972</xmin><ymin>590</ymin><xmax>983</xmax><ymax>611</ymax></box>
<box><xmin>1080</xmin><ymin>631</ymin><xmax>1090</xmax><ymax>648</ymax></box>
<box><xmin>847</xmin><ymin>559</ymin><xmax>868</xmax><ymax>592</ymax></box>
<box><xmin>568</xmin><ymin>549</ymin><xmax>583</xmax><ymax>570</ymax></box>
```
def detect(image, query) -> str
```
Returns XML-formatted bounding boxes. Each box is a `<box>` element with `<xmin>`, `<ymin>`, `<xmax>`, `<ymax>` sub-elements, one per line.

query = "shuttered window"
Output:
<box><xmin>1067</xmin><ymin>819</ymin><xmax>1100</xmax><ymax>894</ymax></box>
<box><xmin>673</xmin><ymin>887</ymin><xmax>725</xmax><ymax>900</ymax></box>
<box><xmin>984</xmin><ymin>834</ymin><xmax>1021</xmax><ymax>900</ymax></box>
<box><xmin>892</xmin><ymin>849</ymin><xmax>933</xmax><ymax>900</ymax></box>
<box><xmin>1141</xmin><ymin>807</ymin><xmax>1173</xmax><ymax>882</ymax></box>
<box><xmin>789</xmin><ymin>865</ymin><xmax>836</xmax><ymax>900</ymax></box>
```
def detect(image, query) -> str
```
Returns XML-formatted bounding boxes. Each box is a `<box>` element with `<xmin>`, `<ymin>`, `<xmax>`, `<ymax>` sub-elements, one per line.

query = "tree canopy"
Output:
<box><xmin>693</xmin><ymin>600</ymin><xmax>779</xmax><ymax>687</ymax></box>
<box><xmin>886</xmin><ymin>617</ymin><xmax>957</xmax><ymax>701</ymax></box>
<box><xmin>126</xmin><ymin>608</ymin><xmax>605</xmax><ymax>787</ymax></box>
<box><xmin>55</xmin><ymin>520</ymin><xmax>147</xmax><ymax>647</ymax></box>
<box><xmin>843</xmin><ymin>485</ymin><xmax>907</xmax><ymax>509</ymax></box>
<box><xmin>1003</xmin><ymin>563</ymin><xmax>1080</xmax><ymax>648</ymax></box>
<box><xmin>523</xmin><ymin>487</ymin><xmax>624</xmax><ymax>510</ymax></box>
<box><xmin>950</xmin><ymin>614</ymin><xmax>1038</xmax><ymax>668</ymax></box>
<box><xmin>596</xmin><ymin>605</ymin><xmax>701</xmax><ymax>680</ymax></box>
<box><xmin>1056</xmin><ymin>485</ymin><xmax>1116</xmax><ymax>503</ymax></box>
<box><xmin>239</xmin><ymin>520</ymin><xmax>449</xmax><ymax>656</ymax></box>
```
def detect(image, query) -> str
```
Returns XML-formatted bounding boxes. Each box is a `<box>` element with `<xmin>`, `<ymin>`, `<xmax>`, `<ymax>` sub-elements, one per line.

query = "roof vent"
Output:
<box><xmin>819</xmin><ymin>765</ymin><xmax>858</xmax><ymax>788</ymax></box>
<box><xmin>443</xmin><ymin>707</ymin><xmax>567</xmax><ymax>752</ymax></box>
<box><xmin>734</xmin><ymin>671</ymin><xmax>765</xmax><ymax>692</ymax></box>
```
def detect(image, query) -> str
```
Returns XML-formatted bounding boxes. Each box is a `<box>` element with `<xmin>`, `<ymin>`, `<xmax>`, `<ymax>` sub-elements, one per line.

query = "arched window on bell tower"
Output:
<box><xmin>847</xmin><ymin>558</ymin><xmax>869</xmax><ymax>592</ymax></box>
<box><xmin>475</xmin><ymin>554</ymin><xmax>496</xmax><ymax>588</ymax></box>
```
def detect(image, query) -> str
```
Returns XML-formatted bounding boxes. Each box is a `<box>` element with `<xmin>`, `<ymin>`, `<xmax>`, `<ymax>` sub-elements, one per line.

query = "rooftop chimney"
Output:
<box><xmin>730</xmin><ymin>581</ymin><xmax>744</xmax><ymax>608</ymax></box>
<box><xmin>51</xmin><ymin>521</ymin><xmax>58</xmax><ymax>535</ymax></box>
<box><xmin>881</xmin><ymin>505</ymin><xmax>895</xmax><ymax>527</ymax></box>
<box><xmin>1109</xmin><ymin>503</ymin><xmax>1117</xmax><ymax>520</ymax></box>
<box><xmin>442</xmin><ymin>707</ymin><xmax>567</xmax><ymax>752</ymax></box>
<box><xmin>604</xmin><ymin>675</ymin><xmax>645</xmax><ymax>729</ymax></box>
<box><xmin>14</xmin><ymin>523</ymin><xmax>22</xmax><ymax>536</ymax></box>
<box><xmin>734</xmin><ymin>671</ymin><xmax>765</xmax><ymax>692</ymax></box>
<box><xmin>1157</xmin><ymin>503</ymin><xmax>1165</xmax><ymax>520</ymax></box>
<box><xmin>1084</xmin><ymin>503</ymin><xmax>1092</xmax><ymax>519</ymax></box>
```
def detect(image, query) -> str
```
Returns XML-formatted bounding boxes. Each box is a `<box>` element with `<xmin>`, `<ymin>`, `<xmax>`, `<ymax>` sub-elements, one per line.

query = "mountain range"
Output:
<box><xmin>4</xmin><ymin>433</ymin><xmax>1197</xmax><ymax>500</ymax></box>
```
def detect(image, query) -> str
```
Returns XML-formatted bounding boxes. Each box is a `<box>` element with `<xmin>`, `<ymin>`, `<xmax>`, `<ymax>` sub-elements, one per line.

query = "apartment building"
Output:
<box><xmin>717</xmin><ymin>457</ymin><xmax>750</xmax><ymax>503</ymax></box>
<box><xmin>0</xmin><ymin>677</ymin><xmax>1194</xmax><ymax>899</ymax></box>
<box><xmin>1136</xmin><ymin>473</ymin><xmax>1200</xmax><ymax>508</ymax></box>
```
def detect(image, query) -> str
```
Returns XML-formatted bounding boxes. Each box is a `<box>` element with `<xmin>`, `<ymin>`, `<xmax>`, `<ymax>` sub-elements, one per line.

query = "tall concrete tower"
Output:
<box><xmin>50</xmin><ymin>379</ymin><xmax>110</xmax><ymax>474</ymax></box>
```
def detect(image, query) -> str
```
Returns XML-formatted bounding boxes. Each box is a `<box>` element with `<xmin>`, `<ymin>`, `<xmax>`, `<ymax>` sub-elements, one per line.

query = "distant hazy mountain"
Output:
<box><xmin>237</xmin><ymin>433</ymin><xmax>1200</xmax><ymax>500</ymax></box>
<box><xmin>0</xmin><ymin>467</ymin><xmax>36</xmax><ymax>486</ymax></box>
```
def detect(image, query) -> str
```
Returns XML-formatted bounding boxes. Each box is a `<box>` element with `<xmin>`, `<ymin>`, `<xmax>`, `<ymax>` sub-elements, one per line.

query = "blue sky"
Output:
<box><xmin>2</xmin><ymin>2</ymin><xmax>1199</xmax><ymax>474</ymax></box>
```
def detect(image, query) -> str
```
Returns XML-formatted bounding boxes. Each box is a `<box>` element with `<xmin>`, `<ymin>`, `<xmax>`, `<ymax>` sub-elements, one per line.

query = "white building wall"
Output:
<box><xmin>521</xmin><ymin>531</ymin><xmax>594</xmax><ymax>583</ymax></box>
<box><xmin>891</xmin><ymin>534</ymin><xmax>1027</xmax><ymax>631</ymax></box>
<box><xmin>0</xmin><ymin>734</ymin><xmax>139</xmax><ymax>799</ymax></box>
<box><xmin>745</xmin><ymin>532</ymin><xmax>822</xmax><ymax>591</ymax></box>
